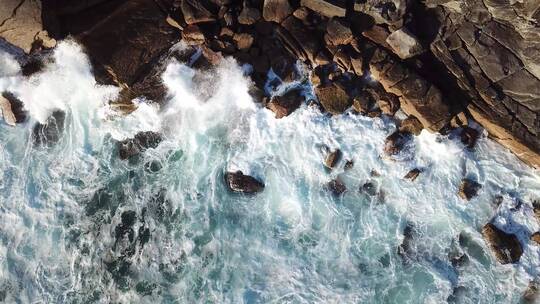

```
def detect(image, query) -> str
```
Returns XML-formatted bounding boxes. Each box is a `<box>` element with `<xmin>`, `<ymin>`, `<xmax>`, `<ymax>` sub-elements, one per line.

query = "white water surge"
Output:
<box><xmin>0</xmin><ymin>41</ymin><xmax>539</xmax><ymax>303</ymax></box>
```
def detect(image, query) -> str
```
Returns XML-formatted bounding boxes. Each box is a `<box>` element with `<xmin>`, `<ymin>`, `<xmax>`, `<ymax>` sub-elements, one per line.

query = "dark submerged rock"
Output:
<box><xmin>383</xmin><ymin>131</ymin><xmax>412</xmax><ymax>156</ymax></box>
<box><xmin>458</xmin><ymin>178</ymin><xmax>481</xmax><ymax>201</ymax></box>
<box><xmin>482</xmin><ymin>223</ymin><xmax>523</xmax><ymax>264</ymax></box>
<box><xmin>460</xmin><ymin>127</ymin><xmax>480</xmax><ymax>149</ymax></box>
<box><xmin>32</xmin><ymin>110</ymin><xmax>66</xmax><ymax>147</ymax></box>
<box><xmin>225</xmin><ymin>171</ymin><xmax>265</xmax><ymax>194</ymax></box>
<box><xmin>324</xmin><ymin>149</ymin><xmax>342</xmax><ymax>170</ymax></box>
<box><xmin>266</xmin><ymin>89</ymin><xmax>304</xmax><ymax>118</ymax></box>
<box><xmin>404</xmin><ymin>168</ymin><xmax>421</xmax><ymax>181</ymax></box>
<box><xmin>327</xmin><ymin>178</ymin><xmax>346</xmax><ymax>196</ymax></box>
<box><xmin>118</xmin><ymin>131</ymin><xmax>163</xmax><ymax>160</ymax></box>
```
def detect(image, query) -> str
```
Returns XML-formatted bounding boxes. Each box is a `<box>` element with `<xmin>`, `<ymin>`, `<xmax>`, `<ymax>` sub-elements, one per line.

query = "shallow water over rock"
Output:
<box><xmin>0</xmin><ymin>42</ymin><xmax>539</xmax><ymax>303</ymax></box>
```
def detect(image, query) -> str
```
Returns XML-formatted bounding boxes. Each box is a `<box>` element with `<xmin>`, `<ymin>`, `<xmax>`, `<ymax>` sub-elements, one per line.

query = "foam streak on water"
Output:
<box><xmin>0</xmin><ymin>41</ymin><xmax>539</xmax><ymax>304</ymax></box>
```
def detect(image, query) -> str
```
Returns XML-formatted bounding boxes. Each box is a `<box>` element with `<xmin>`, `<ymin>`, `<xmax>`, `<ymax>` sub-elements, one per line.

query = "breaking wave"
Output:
<box><xmin>0</xmin><ymin>41</ymin><xmax>539</xmax><ymax>303</ymax></box>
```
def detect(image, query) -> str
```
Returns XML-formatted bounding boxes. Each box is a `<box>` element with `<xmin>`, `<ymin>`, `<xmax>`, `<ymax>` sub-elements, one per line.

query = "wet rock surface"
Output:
<box><xmin>225</xmin><ymin>171</ymin><xmax>265</xmax><ymax>194</ymax></box>
<box><xmin>118</xmin><ymin>131</ymin><xmax>163</xmax><ymax>160</ymax></box>
<box><xmin>482</xmin><ymin>223</ymin><xmax>523</xmax><ymax>264</ymax></box>
<box><xmin>458</xmin><ymin>178</ymin><xmax>481</xmax><ymax>201</ymax></box>
<box><xmin>0</xmin><ymin>0</ymin><xmax>538</xmax><ymax>168</ymax></box>
<box><xmin>32</xmin><ymin>110</ymin><xmax>66</xmax><ymax>146</ymax></box>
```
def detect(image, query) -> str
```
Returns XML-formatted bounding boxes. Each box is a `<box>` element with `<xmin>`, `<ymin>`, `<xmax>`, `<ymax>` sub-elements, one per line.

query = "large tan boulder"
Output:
<box><xmin>0</xmin><ymin>0</ymin><xmax>56</xmax><ymax>53</ymax></box>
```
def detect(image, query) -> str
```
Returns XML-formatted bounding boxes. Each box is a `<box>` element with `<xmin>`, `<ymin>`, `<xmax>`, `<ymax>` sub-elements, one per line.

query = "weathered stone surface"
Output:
<box><xmin>278</xmin><ymin>16</ymin><xmax>321</xmax><ymax>62</ymax></box>
<box><xmin>399</xmin><ymin>116</ymin><xmax>423</xmax><ymax>136</ymax></box>
<box><xmin>386</xmin><ymin>28</ymin><xmax>423</xmax><ymax>59</ymax></box>
<box><xmin>225</xmin><ymin>171</ymin><xmax>265</xmax><ymax>194</ymax></box>
<box><xmin>404</xmin><ymin>168</ymin><xmax>421</xmax><ymax>181</ymax></box>
<box><xmin>482</xmin><ymin>223</ymin><xmax>523</xmax><ymax>264</ymax></box>
<box><xmin>118</xmin><ymin>131</ymin><xmax>163</xmax><ymax>159</ymax></box>
<box><xmin>0</xmin><ymin>95</ymin><xmax>16</xmax><ymax>126</ymax></box>
<box><xmin>233</xmin><ymin>33</ymin><xmax>254</xmax><ymax>50</ymax></box>
<box><xmin>0</xmin><ymin>0</ymin><xmax>56</xmax><ymax>53</ymax></box>
<box><xmin>384</xmin><ymin>131</ymin><xmax>412</xmax><ymax>156</ymax></box>
<box><xmin>354</xmin><ymin>0</ymin><xmax>408</xmax><ymax>27</ymax></box>
<box><xmin>238</xmin><ymin>6</ymin><xmax>261</xmax><ymax>25</ymax></box>
<box><xmin>325</xmin><ymin>18</ymin><xmax>353</xmax><ymax>46</ymax></box>
<box><xmin>315</xmin><ymin>83</ymin><xmax>351</xmax><ymax>114</ymax></box>
<box><xmin>300</xmin><ymin>0</ymin><xmax>346</xmax><ymax>18</ymax></box>
<box><xmin>324</xmin><ymin>149</ymin><xmax>342</xmax><ymax>169</ymax></box>
<box><xmin>262</xmin><ymin>0</ymin><xmax>293</xmax><ymax>23</ymax></box>
<box><xmin>370</xmin><ymin>49</ymin><xmax>453</xmax><ymax>131</ymax></box>
<box><xmin>182</xmin><ymin>25</ymin><xmax>206</xmax><ymax>45</ymax></box>
<box><xmin>460</xmin><ymin>127</ymin><xmax>479</xmax><ymax>149</ymax></box>
<box><xmin>468</xmin><ymin>105</ymin><xmax>540</xmax><ymax>169</ymax></box>
<box><xmin>180</xmin><ymin>0</ymin><xmax>216</xmax><ymax>25</ymax></box>
<box><xmin>266</xmin><ymin>89</ymin><xmax>304</xmax><ymax>118</ymax></box>
<box><xmin>458</xmin><ymin>178</ymin><xmax>481</xmax><ymax>200</ymax></box>
<box><xmin>522</xmin><ymin>281</ymin><xmax>539</xmax><ymax>304</ymax></box>
<box><xmin>327</xmin><ymin>178</ymin><xmax>346</xmax><ymax>196</ymax></box>
<box><xmin>72</xmin><ymin>0</ymin><xmax>178</xmax><ymax>89</ymax></box>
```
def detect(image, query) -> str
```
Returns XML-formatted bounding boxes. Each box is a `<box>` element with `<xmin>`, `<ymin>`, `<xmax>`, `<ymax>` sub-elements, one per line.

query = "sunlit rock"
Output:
<box><xmin>482</xmin><ymin>223</ymin><xmax>523</xmax><ymax>264</ymax></box>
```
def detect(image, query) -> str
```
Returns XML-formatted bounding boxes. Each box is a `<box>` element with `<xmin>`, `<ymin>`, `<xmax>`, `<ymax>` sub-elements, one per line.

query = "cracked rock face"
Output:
<box><xmin>0</xmin><ymin>0</ymin><xmax>55</xmax><ymax>53</ymax></box>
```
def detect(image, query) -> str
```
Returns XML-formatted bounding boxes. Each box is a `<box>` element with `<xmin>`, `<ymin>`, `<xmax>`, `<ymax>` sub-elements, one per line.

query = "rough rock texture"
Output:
<box><xmin>118</xmin><ymin>131</ymin><xmax>163</xmax><ymax>160</ymax></box>
<box><xmin>315</xmin><ymin>83</ymin><xmax>351</xmax><ymax>114</ymax></box>
<box><xmin>458</xmin><ymin>178</ymin><xmax>481</xmax><ymax>200</ymax></box>
<box><xmin>324</xmin><ymin>149</ymin><xmax>342</xmax><ymax>169</ymax></box>
<box><xmin>0</xmin><ymin>92</ymin><xmax>26</xmax><ymax>126</ymax></box>
<box><xmin>0</xmin><ymin>0</ymin><xmax>55</xmax><ymax>53</ymax></box>
<box><xmin>225</xmin><ymin>171</ymin><xmax>265</xmax><ymax>194</ymax></box>
<box><xmin>423</xmin><ymin>0</ymin><xmax>540</xmax><ymax>168</ymax></box>
<box><xmin>2</xmin><ymin>0</ymin><xmax>538</xmax><ymax>169</ymax></box>
<box><xmin>266</xmin><ymin>89</ymin><xmax>304</xmax><ymax>118</ymax></box>
<box><xmin>482</xmin><ymin>223</ymin><xmax>523</xmax><ymax>264</ymax></box>
<box><xmin>386</xmin><ymin>27</ymin><xmax>423</xmax><ymax>59</ymax></box>
<box><xmin>263</xmin><ymin>0</ymin><xmax>293</xmax><ymax>23</ymax></box>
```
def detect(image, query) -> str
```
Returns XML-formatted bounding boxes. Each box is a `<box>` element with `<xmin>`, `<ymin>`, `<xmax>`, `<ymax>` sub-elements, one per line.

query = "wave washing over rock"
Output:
<box><xmin>0</xmin><ymin>40</ymin><xmax>540</xmax><ymax>303</ymax></box>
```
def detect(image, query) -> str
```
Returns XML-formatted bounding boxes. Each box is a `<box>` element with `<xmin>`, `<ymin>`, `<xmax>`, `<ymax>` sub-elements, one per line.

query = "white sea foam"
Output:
<box><xmin>0</xmin><ymin>41</ymin><xmax>539</xmax><ymax>303</ymax></box>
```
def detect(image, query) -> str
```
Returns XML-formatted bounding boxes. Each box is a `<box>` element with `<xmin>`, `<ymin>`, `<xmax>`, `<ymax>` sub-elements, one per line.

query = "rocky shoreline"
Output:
<box><xmin>1</xmin><ymin>0</ymin><xmax>538</xmax><ymax>169</ymax></box>
<box><xmin>1</xmin><ymin>0</ymin><xmax>540</xmax><ymax>285</ymax></box>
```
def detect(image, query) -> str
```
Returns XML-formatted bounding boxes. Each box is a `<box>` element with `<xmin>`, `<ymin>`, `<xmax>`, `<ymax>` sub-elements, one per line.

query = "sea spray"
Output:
<box><xmin>0</xmin><ymin>41</ymin><xmax>539</xmax><ymax>303</ymax></box>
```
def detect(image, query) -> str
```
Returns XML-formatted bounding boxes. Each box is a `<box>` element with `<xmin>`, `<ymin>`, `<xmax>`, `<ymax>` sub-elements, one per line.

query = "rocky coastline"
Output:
<box><xmin>1</xmin><ymin>0</ymin><xmax>538</xmax><ymax>169</ymax></box>
<box><xmin>1</xmin><ymin>0</ymin><xmax>540</xmax><ymax>298</ymax></box>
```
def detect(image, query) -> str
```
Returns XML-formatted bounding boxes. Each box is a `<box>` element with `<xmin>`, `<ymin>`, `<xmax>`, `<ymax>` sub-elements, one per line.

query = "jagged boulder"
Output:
<box><xmin>325</xmin><ymin>18</ymin><xmax>353</xmax><ymax>46</ymax></box>
<box><xmin>384</xmin><ymin>131</ymin><xmax>412</xmax><ymax>156</ymax></box>
<box><xmin>482</xmin><ymin>223</ymin><xmax>523</xmax><ymax>264</ymax></box>
<box><xmin>301</xmin><ymin>0</ymin><xmax>346</xmax><ymax>18</ymax></box>
<box><xmin>327</xmin><ymin>178</ymin><xmax>346</xmax><ymax>196</ymax></box>
<box><xmin>324</xmin><ymin>149</ymin><xmax>342</xmax><ymax>169</ymax></box>
<box><xmin>458</xmin><ymin>178</ymin><xmax>481</xmax><ymax>200</ymax></box>
<box><xmin>0</xmin><ymin>0</ymin><xmax>56</xmax><ymax>53</ymax></box>
<box><xmin>0</xmin><ymin>93</ymin><xmax>27</xmax><ymax>126</ymax></box>
<box><xmin>180</xmin><ymin>0</ymin><xmax>216</xmax><ymax>25</ymax></box>
<box><xmin>238</xmin><ymin>6</ymin><xmax>261</xmax><ymax>25</ymax></box>
<box><xmin>386</xmin><ymin>28</ymin><xmax>424</xmax><ymax>59</ymax></box>
<box><xmin>399</xmin><ymin>116</ymin><xmax>423</xmax><ymax>136</ymax></box>
<box><xmin>315</xmin><ymin>83</ymin><xmax>351</xmax><ymax>114</ymax></box>
<box><xmin>118</xmin><ymin>131</ymin><xmax>163</xmax><ymax>159</ymax></box>
<box><xmin>266</xmin><ymin>89</ymin><xmax>304</xmax><ymax>118</ymax></box>
<box><xmin>225</xmin><ymin>171</ymin><xmax>265</xmax><ymax>193</ymax></box>
<box><xmin>262</xmin><ymin>0</ymin><xmax>293</xmax><ymax>23</ymax></box>
<box><xmin>404</xmin><ymin>168</ymin><xmax>421</xmax><ymax>181</ymax></box>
